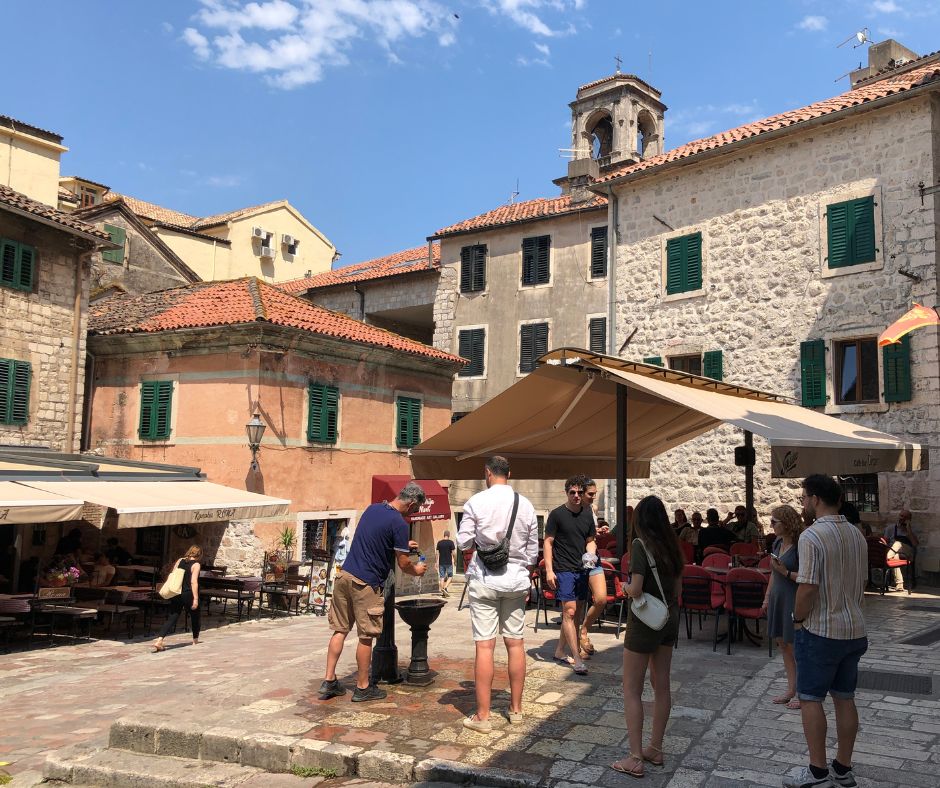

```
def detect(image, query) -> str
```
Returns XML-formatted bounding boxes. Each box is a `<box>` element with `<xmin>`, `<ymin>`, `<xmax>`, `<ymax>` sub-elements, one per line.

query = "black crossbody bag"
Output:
<box><xmin>475</xmin><ymin>493</ymin><xmax>520</xmax><ymax>572</ymax></box>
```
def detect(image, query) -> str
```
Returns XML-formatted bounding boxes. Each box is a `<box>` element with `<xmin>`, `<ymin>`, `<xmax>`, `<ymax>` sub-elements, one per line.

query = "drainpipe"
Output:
<box><xmin>606</xmin><ymin>185</ymin><xmax>619</xmax><ymax>524</ymax></box>
<box><xmin>353</xmin><ymin>285</ymin><xmax>365</xmax><ymax>321</ymax></box>
<box><xmin>66</xmin><ymin>251</ymin><xmax>90</xmax><ymax>452</ymax></box>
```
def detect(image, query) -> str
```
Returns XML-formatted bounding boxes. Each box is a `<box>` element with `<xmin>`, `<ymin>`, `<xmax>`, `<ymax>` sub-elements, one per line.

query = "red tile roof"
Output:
<box><xmin>433</xmin><ymin>195</ymin><xmax>607</xmax><ymax>237</ymax></box>
<box><xmin>0</xmin><ymin>184</ymin><xmax>111</xmax><ymax>242</ymax></box>
<box><xmin>89</xmin><ymin>277</ymin><xmax>463</xmax><ymax>364</ymax></box>
<box><xmin>596</xmin><ymin>61</ymin><xmax>940</xmax><ymax>185</ymax></box>
<box><xmin>0</xmin><ymin>115</ymin><xmax>63</xmax><ymax>144</ymax></box>
<box><xmin>193</xmin><ymin>200</ymin><xmax>285</xmax><ymax>229</ymax></box>
<box><xmin>103</xmin><ymin>193</ymin><xmax>198</xmax><ymax>227</ymax></box>
<box><xmin>279</xmin><ymin>243</ymin><xmax>440</xmax><ymax>294</ymax></box>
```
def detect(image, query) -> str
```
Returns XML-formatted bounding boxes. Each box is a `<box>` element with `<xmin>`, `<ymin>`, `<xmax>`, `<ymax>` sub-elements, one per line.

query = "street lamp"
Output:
<box><xmin>246</xmin><ymin>413</ymin><xmax>266</xmax><ymax>470</ymax></box>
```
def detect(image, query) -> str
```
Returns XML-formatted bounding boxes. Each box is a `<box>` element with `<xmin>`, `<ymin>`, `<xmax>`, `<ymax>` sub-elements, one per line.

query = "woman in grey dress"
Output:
<box><xmin>762</xmin><ymin>504</ymin><xmax>802</xmax><ymax>710</ymax></box>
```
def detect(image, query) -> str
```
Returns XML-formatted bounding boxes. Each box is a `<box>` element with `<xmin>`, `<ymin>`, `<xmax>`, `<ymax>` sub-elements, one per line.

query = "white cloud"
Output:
<box><xmin>798</xmin><ymin>15</ymin><xmax>828</xmax><ymax>31</ymax></box>
<box><xmin>669</xmin><ymin>100</ymin><xmax>763</xmax><ymax>140</ymax></box>
<box><xmin>182</xmin><ymin>27</ymin><xmax>211</xmax><ymax>60</ymax></box>
<box><xmin>872</xmin><ymin>0</ymin><xmax>900</xmax><ymax>12</ymax></box>
<box><xmin>878</xmin><ymin>26</ymin><xmax>904</xmax><ymax>37</ymax></box>
<box><xmin>534</xmin><ymin>42</ymin><xmax>550</xmax><ymax>56</ymax></box>
<box><xmin>205</xmin><ymin>174</ymin><xmax>242</xmax><ymax>188</ymax></box>
<box><xmin>483</xmin><ymin>1</ymin><xmax>583</xmax><ymax>37</ymax></box>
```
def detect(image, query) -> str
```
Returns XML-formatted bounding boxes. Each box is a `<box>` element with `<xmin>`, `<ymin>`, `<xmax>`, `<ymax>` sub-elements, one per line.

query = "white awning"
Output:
<box><xmin>410</xmin><ymin>349</ymin><xmax>927</xmax><ymax>480</ymax></box>
<box><xmin>18</xmin><ymin>480</ymin><xmax>291</xmax><ymax>529</ymax></box>
<box><xmin>0</xmin><ymin>481</ymin><xmax>84</xmax><ymax>524</ymax></box>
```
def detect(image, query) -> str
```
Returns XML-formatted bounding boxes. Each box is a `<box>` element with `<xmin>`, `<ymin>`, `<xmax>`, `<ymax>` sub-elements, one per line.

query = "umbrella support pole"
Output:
<box><xmin>744</xmin><ymin>430</ymin><xmax>754</xmax><ymax>523</ymax></box>
<box><xmin>616</xmin><ymin>384</ymin><xmax>628</xmax><ymax>558</ymax></box>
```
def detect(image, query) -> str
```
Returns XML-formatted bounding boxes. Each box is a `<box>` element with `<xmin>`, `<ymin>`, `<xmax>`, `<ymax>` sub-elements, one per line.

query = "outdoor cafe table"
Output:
<box><xmin>703</xmin><ymin>566</ymin><xmax>772</xmax><ymax>647</ymax></box>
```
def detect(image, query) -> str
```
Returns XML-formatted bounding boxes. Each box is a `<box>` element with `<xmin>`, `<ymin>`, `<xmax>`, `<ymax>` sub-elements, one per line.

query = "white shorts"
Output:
<box><xmin>468</xmin><ymin>580</ymin><xmax>528</xmax><ymax>641</ymax></box>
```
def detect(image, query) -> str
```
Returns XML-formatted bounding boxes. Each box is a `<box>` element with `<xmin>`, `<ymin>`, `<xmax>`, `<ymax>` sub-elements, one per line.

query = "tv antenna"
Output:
<box><xmin>508</xmin><ymin>178</ymin><xmax>520</xmax><ymax>204</ymax></box>
<box><xmin>837</xmin><ymin>28</ymin><xmax>875</xmax><ymax>49</ymax></box>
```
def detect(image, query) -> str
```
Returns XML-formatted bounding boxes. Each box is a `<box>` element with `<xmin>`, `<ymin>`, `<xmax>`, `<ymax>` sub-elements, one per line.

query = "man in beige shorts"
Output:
<box><xmin>319</xmin><ymin>483</ymin><xmax>428</xmax><ymax>703</ymax></box>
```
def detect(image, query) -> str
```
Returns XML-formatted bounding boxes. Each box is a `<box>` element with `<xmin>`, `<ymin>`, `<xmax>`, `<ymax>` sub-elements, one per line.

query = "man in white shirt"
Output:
<box><xmin>456</xmin><ymin>456</ymin><xmax>538</xmax><ymax>733</ymax></box>
<box><xmin>883</xmin><ymin>509</ymin><xmax>918</xmax><ymax>590</ymax></box>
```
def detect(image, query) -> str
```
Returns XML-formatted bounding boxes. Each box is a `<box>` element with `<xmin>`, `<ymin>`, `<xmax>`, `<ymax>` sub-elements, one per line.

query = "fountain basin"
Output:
<box><xmin>394</xmin><ymin>598</ymin><xmax>446</xmax><ymax>686</ymax></box>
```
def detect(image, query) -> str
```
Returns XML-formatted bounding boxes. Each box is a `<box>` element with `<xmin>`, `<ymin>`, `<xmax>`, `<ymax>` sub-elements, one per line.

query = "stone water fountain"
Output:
<box><xmin>394</xmin><ymin>597</ymin><xmax>445</xmax><ymax>685</ymax></box>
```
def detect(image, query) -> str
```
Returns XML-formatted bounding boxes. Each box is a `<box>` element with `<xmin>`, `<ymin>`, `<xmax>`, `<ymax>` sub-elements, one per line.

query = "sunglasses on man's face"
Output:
<box><xmin>567</xmin><ymin>489</ymin><xmax>585</xmax><ymax>496</ymax></box>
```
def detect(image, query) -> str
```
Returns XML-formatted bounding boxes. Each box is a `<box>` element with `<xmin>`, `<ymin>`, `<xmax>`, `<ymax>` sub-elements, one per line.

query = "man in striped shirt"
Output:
<box><xmin>784</xmin><ymin>475</ymin><xmax>868</xmax><ymax>788</ymax></box>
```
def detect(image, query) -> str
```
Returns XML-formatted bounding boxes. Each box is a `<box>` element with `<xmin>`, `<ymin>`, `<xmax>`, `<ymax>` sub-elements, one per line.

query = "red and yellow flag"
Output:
<box><xmin>878</xmin><ymin>303</ymin><xmax>940</xmax><ymax>347</ymax></box>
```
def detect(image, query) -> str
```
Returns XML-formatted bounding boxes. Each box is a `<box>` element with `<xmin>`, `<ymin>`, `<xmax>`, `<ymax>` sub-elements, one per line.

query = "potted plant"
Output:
<box><xmin>277</xmin><ymin>526</ymin><xmax>296</xmax><ymax>564</ymax></box>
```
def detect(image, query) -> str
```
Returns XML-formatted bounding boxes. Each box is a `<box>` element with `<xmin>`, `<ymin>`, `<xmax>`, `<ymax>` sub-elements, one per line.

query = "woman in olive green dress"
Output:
<box><xmin>612</xmin><ymin>496</ymin><xmax>684</xmax><ymax>779</ymax></box>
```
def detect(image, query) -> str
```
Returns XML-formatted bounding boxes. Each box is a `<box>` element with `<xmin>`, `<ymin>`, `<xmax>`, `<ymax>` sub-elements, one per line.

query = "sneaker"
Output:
<box><xmin>351</xmin><ymin>684</ymin><xmax>387</xmax><ymax>703</ymax></box>
<box><xmin>317</xmin><ymin>679</ymin><xmax>346</xmax><ymax>700</ymax></box>
<box><xmin>782</xmin><ymin>766</ymin><xmax>834</xmax><ymax>788</ymax></box>
<box><xmin>830</xmin><ymin>764</ymin><xmax>857</xmax><ymax>787</ymax></box>
<box><xmin>463</xmin><ymin>715</ymin><xmax>492</xmax><ymax>733</ymax></box>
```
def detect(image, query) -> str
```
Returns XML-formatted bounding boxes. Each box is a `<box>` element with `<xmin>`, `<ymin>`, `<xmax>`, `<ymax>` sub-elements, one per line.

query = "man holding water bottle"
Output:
<box><xmin>319</xmin><ymin>482</ymin><xmax>428</xmax><ymax>703</ymax></box>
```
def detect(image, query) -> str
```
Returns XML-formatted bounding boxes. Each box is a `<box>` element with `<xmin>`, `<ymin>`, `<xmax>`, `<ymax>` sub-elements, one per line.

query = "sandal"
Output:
<box><xmin>578</xmin><ymin>646</ymin><xmax>592</xmax><ymax>661</ymax></box>
<box><xmin>642</xmin><ymin>744</ymin><xmax>664</xmax><ymax>766</ymax></box>
<box><xmin>151</xmin><ymin>644</ymin><xmax>165</xmax><ymax>653</ymax></box>
<box><xmin>771</xmin><ymin>694</ymin><xmax>794</xmax><ymax>704</ymax></box>
<box><xmin>786</xmin><ymin>698</ymin><xmax>801</xmax><ymax>710</ymax></box>
<box><xmin>611</xmin><ymin>755</ymin><xmax>644</xmax><ymax>778</ymax></box>
<box><xmin>553</xmin><ymin>654</ymin><xmax>575</xmax><ymax>666</ymax></box>
<box><xmin>580</xmin><ymin>633</ymin><xmax>596</xmax><ymax>654</ymax></box>
<box><xmin>573</xmin><ymin>663</ymin><xmax>588</xmax><ymax>676</ymax></box>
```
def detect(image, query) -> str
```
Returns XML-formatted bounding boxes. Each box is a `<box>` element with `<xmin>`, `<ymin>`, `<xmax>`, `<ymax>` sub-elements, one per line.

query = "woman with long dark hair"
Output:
<box><xmin>612</xmin><ymin>496</ymin><xmax>684</xmax><ymax>779</ymax></box>
<box><xmin>152</xmin><ymin>545</ymin><xmax>202</xmax><ymax>652</ymax></box>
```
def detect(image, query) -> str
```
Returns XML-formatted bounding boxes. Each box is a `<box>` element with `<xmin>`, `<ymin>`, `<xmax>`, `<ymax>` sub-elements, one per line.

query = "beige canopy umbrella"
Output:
<box><xmin>18</xmin><ymin>480</ymin><xmax>290</xmax><ymax>529</ymax></box>
<box><xmin>411</xmin><ymin>348</ymin><xmax>926</xmax><ymax>480</ymax></box>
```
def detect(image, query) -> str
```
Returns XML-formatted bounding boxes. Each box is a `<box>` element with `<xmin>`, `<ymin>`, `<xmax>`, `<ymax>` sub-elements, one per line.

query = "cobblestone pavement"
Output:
<box><xmin>1</xmin><ymin>584</ymin><xmax>939</xmax><ymax>787</ymax></box>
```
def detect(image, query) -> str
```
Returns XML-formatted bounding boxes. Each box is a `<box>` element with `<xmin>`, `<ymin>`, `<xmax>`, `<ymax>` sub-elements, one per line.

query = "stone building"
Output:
<box><xmin>0</xmin><ymin>184</ymin><xmax>111</xmax><ymax>453</ymax></box>
<box><xmin>282</xmin><ymin>243</ymin><xmax>441</xmax><ymax>344</ymax></box>
<box><xmin>592</xmin><ymin>47</ymin><xmax>940</xmax><ymax>573</ymax></box>
<box><xmin>428</xmin><ymin>72</ymin><xmax>666</xmax><ymax>518</ymax></box>
<box><xmin>86</xmin><ymin>278</ymin><xmax>462</xmax><ymax>574</ymax></box>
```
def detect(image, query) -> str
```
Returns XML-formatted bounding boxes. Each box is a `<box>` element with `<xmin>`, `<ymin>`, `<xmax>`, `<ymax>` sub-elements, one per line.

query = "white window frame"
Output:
<box><xmin>585</xmin><ymin>312</ymin><xmax>607</xmax><ymax>354</ymax></box>
<box><xmin>135</xmin><ymin>373</ymin><xmax>180</xmax><ymax>446</ymax></box>
<box><xmin>518</xmin><ymin>234</ymin><xmax>553</xmax><ymax>292</ymax></box>
<box><xmin>454</xmin><ymin>323</ymin><xmax>488</xmax><ymax>381</ymax></box>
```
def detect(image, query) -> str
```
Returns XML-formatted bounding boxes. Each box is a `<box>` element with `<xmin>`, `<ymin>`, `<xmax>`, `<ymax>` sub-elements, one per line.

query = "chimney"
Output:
<box><xmin>850</xmin><ymin>39</ymin><xmax>920</xmax><ymax>87</ymax></box>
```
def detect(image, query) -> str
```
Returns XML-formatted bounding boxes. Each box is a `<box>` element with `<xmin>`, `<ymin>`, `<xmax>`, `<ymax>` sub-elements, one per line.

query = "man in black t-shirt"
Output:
<box><xmin>436</xmin><ymin>530</ymin><xmax>456</xmax><ymax>597</ymax></box>
<box><xmin>544</xmin><ymin>477</ymin><xmax>596</xmax><ymax>674</ymax></box>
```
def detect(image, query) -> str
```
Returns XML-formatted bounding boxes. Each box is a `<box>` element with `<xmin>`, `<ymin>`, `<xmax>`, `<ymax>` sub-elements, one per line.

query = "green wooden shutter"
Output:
<box><xmin>17</xmin><ymin>244</ymin><xmax>36</xmax><ymax>290</ymax></box>
<box><xmin>588</xmin><ymin>317</ymin><xmax>606</xmax><ymax>353</ymax></box>
<box><xmin>138</xmin><ymin>381</ymin><xmax>156</xmax><ymax>439</ymax></box>
<box><xmin>702</xmin><ymin>350</ymin><xmax>723</xmax><ymax>381</ymax></box>
<box><xmin>409</xmin><ymin>398</ymin><xmax>421</xmax><ymax>447</ymax></box>
<box><xmin>643</xmin><ymin>356</ymin><xmax>663</xmax><ymax>367</ymax></box>
<box><xmin>665</xmin><ymin>238</ymin><xmax>684</xmax><ymax>294</ymax></box>
<box><xmin>685</xmin><ymin>233</ymin><xmax>702</xmax><ymax>291</ymax></box>
<box><xmin>460</xmin><ymin>247</ymin><xmax>472</xmax><ymax>292</ymax></box>
<box><xmin>102</xmin><ymin>224</ymin><xmax>126</xmax><ymax>264</ymax></box>
<box><xmin>458</xmin><ymin>329</ymin><xmax>485</xmax><ymax>377</ymax></box>
<box><xmin>10</xmin><ymin>361</ymin><xmax>30</xmax><ymax>424</ymax></box>
<box><xmin>800</xmin><ymin>340</ymin><xmax>826</xmax><ymax>406</ymax></box>
<box><xmin>534</xmin><ymin>322</ymin><xmax>548</xmax><ymax>357</ymax></box>
<box><xmin>324</xmin><ymin>386</ymin><xmax>339</xmax><ymax>441</ymax></box>
<box><xmin>521</xmin><ymin>238</ymin><xmax>534</xmax><ymax>285</ymax></box>
<box><xmin>307</xmin><ymin>384</ymin><xmax>340</xmax><ymax>442</ymax></box>
<box><xmin>0</xmin><ymin>359</ymin><xmax>11</xmax><ymax>423</ymax></box>
<box><xmin>0</xmin><ymin>240</ymin><xmax>35</xmax><ymax>291</ymax></box>
<box><xmin>139</xmin><ymin>380</ymin><xmax>173</xmax><ymax>440</ymax></box>
<box><xmin>472</xmin><ymin>245</ymin><xmax>486</xmax><ymax>291</ymax></box>
<box><xmin>520</xmin><ymin>325</ymin><xmax>534</xmax><ymax>372</ymax></box>
<box><xmin>396</xmin><ymin>396</ymin><xmax>421</xmax><ymax>448</ymax></box>
<box><xmin>590</xmin><ymin>227</ymin><xmax>608</xmax><ymax>278</ymax></box>
<box><xmin>882</xmin><ymin>335</ymin><xmax>912</xmax><ymax>403</ymax></box>
<box><xmin>851</xmin><ymin>196</ymin><xmax>876</xmax><ymax>264</ymax></box>
<box><xmin>0</xmin><ymin>241</ymin><xmax>15</xmax><ymax>286</ymax></box>
<box><xmin>826</xmin><ymin>201</ymin><xmax>850</xmax><ymax>268</ymax></box>
<box><xmin>536</xmin><ymin>236</ymin><xmax>550</xmax><ymax>284</ymax></box>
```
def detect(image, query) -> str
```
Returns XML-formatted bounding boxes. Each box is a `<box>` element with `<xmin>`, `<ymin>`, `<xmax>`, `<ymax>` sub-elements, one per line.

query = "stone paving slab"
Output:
<box><xmin>1</xmin><ymin>587</ymin><xmax>939</xmax><ymax>787</ymax></box>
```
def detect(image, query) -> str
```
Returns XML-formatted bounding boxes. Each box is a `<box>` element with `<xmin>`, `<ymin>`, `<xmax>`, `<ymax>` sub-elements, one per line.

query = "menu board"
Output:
<box><xmin>308</xmin><ymin>549</ymin><xmax>332</xmax><ymax>614</ymax></box>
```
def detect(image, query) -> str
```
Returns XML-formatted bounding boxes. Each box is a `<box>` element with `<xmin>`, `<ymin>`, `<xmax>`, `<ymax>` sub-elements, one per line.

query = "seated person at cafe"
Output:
<box><xmin>90</xmin><ymin>553</ymin><xmax>117</xmax><ymax>587</ymax></box>
<box><xmin>54</xmin><ymin>527</ymin><xmax>84</xmax><ymax>557</ymax></box>
<box><xmin>723</xmin><ymin>505</ymin><xmax>761</xmax><ymax>545</ymax></box>
<box><xmin>104</xmin><ymin>537</ymin><xmax>134</xmax><ymax>566</ymax></box>
<box><xmin>679</xmin><ymin>511</ymin><xmax>704</xmax><ymax>543</ymax></box>
<box><xmin>697</xmin><ymin>508</ymin><xmax>737</xmax><ymax>554</ymax></box>
<box><xmin>884</xmin><ymin>509</ymin><xmax>918</xmax><ymax>590</ymax></box>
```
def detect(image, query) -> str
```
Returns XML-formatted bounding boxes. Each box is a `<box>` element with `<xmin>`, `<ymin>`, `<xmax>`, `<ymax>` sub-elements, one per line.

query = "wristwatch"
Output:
<box><xmin>791</xmin><ymin>612</ymin><xmax>804</xmax><ymax>624</ymax></box>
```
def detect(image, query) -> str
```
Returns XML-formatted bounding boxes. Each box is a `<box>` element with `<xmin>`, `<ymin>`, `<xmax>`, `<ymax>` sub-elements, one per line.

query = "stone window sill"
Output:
<box><xmin>824</xmin><ymin>403</ymin><xmax>889</xmax><ymax>416</ymax></box>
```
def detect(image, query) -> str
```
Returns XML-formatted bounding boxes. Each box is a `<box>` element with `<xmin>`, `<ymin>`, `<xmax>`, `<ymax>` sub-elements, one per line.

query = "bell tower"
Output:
<box><xmin>557</xmin><ymin>70</ymin><xmax>666</xmax><ymax>201</ymax></box>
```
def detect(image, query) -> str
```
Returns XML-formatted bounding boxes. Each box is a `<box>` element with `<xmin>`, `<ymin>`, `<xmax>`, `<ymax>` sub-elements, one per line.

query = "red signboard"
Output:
<box><xmin>370</xmin><ymin>475</ymin><xmax>450</xmax><ymax>522</ymax></box>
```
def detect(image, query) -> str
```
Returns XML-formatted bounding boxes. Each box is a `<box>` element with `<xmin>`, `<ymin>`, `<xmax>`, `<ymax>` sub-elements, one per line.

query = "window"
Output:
<box><xmin>457</xmin><ymin>328</ymin><xmax>485</xmax><ymax>377</ymax></box>
<box><xmin>138</xmin><ymin>380</ymin><xmax>173</xmax><ymax>440</ymax></box>
<box><xmin>451</xmin><ymin>412</ymin><xmax>469</xmax><ymax>424</ymax></box>
<box><xmin>521</xmin><ymin>235</ymin><xmax>550</xmax><ymax>286</ymax></box>
<box><xmin>839</xmin><ymin>474</ymin><xmax>879</xmax><ymax>513</ymax></box>
<box><xmin>519</xmin><ymin>322</ymin><xmax>549</xmax><ymax>373</ymax></box>
<box><xmin>307</xmin><ymin>383</ymin><xmax>339</xmax><ymax>443</ymax></box>
<box><xmin>826</xmin><ymin>196</ymin><xmax>876</xmax><ymax>269</ymax></box>
<box><xmin>588</xmin><ymin>317</ymin><xmax>606</xmax><ymax>354</ymax></box>
<box><xmin>590</xmin><ymin>227</ymin><xmax>608</xmax><ymax>278</ymax></box>
<box><xmin>0</xmin><ymin>358</ymin><xmax>31</xmax><ymax>425</ymax></box>
<box><xmin>882</xmin><ymin>335</ymin><xmax>912</xmax><ymax>403</ymax></box>
<box><xmin>643</xmin><ymin>356</ymin><xmax>663</xmax><ymax>367</ymax></box>
<box><xmin>80</xmin><ymin>186</ymin><xmax>98</xmax><ymax>208</ymax></box>
<box><xmin>102</xmin><ymin>224</ymin><xmax>126</xmax><ymax>264</ymax></box>
<box><xmin>800</xmin><ymin>339</ymin><xmax>826</xmax><ymax>407</ymax></box>
<box><xmin>460</xmin><ymin>245</ymin><xmax>486</xmax><ymax>293</ymax></box>
<box><xmin>835</xmin><ymin>338</ymin><xmax>879</xmax><ymax>404</ymax></box>
<box><xmin>665</xmin><ymin>232</ymin><xmax>702</xmax><ymax>295</ymax></box>
<box><xmin>396</xmin><ymin>396</ymin><xmax>421</xmax><ymax>448</ymax></box>
<box><xmin>0</xmin><ymin>238</ymin><xmax>36</xmax><ymax>292</ymax></box>
<box><xmin>669</xmin><ymin>354</ymin><xmax>701</xmax><ymax>376</ymax></box>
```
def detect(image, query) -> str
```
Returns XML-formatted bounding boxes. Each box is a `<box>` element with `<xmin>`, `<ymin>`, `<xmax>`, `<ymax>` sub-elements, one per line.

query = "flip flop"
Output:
<box><xmin>553</xmin><ymin>655</ymin><xmax>575</xmax><ymax>666</ymax></box>
<box><xmin>771</xmin><ymin>694</ymin><xmax>794</xmax><ymax>704</ymax></box>
<box><xmin>573</xmin><ymin>664</ymin><xmax>588</xmax><ymax>676</ymax></box>
<box><xmin>611</xmin><ymin>755</ymin><xmax>644</xmax><ymax>778</ymax></box>
<box><xmin>786</xmin><ymin>698</ymin><xmax>801</xmax><ymax>710</ymax></box>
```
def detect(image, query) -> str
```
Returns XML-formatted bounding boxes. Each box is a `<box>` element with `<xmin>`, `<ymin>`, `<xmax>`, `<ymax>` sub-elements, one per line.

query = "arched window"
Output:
<box><xmin>587</xmin><ymin>114</ymin><xmax>613</xmax><ymax>160</ymax></box>
<box><xmin>636</xmin><ymin>110</ymin><xmax>656</xmax><ymax>158</ymax></box>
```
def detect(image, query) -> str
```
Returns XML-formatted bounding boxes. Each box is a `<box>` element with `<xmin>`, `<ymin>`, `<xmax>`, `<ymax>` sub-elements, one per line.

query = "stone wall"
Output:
<box><xmin>612</xmin><ymin>95</ymin><xmax>940</xmax><ymax>573</ymax></box>
<box><xmin>0</xmin><ymin>212</ymin><xmax>88</xmax><ymax>451</ymax></box>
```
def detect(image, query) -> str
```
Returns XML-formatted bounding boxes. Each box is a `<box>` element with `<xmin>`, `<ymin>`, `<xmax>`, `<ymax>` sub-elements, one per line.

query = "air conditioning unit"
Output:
<box><xmin>260</xmin><ymin>245</ymin><xmax>274</xmax><ymax>258</ymax></box>
<box><xmin>282</xmin><ymin>234</ymin><xmax>296</xmax><ymax>247</ymax></box>
<box><xmin>251</xmin><ymin>226</ymin><xmax>266</xmax><ymax>239</ymax></box>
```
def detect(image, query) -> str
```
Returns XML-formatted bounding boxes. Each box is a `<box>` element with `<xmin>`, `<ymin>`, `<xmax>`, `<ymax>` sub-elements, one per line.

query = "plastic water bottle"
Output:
<box><xmin>413</xmin><ymin>555</ymin><xmax>426</xmax><ymax>597</ymax></box>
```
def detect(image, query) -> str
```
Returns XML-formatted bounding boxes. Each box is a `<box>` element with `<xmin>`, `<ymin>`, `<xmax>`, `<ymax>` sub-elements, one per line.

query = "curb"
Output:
<box><xmin>43</xmin><ymin>716</ymin><xmax>545</xmax><ymax>788</ymax></box>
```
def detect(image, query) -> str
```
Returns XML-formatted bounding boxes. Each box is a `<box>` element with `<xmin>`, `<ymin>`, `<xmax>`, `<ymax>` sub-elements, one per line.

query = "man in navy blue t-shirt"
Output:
<box><xmin>320</xmin><ymin>482</ymin><xmax>428</xmax><ymax>702</ymax></box>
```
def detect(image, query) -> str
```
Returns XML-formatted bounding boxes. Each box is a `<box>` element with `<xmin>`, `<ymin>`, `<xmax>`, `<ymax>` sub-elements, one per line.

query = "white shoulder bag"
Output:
<box><xmin>630</xmin><ymin>539</ymin><xmax>670</xmax><ymax>631</ymax></box>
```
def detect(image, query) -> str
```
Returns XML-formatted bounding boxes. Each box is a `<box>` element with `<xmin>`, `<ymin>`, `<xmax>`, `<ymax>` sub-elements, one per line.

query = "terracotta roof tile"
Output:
<box><xmin>89</xmin><ymin>277</ymin><xmax>463</xmax><ymax>365</ymax></box>
<box><xmin>0</xmin><ymin>184</ymin><xmax>111</xmax><ymax>241</ymax></box>
<box><xmin>104</xmin><ymin>193</ymin><xmax>199</xmax><ymax>227</ymax></box>
<box><xmin>0</xmin><ymin>114</ymin><xmax>63</xmax><ymax>144</ymax></box>
<box><xmin>596</xmin><ymin>62</ymin><xmax>940</xmax><ymax>185</ymax></box>
<box><xmin>192</xmin><ymin>200</ymin><xmax>285</xmax><ymax>229</ymax></box>
<box><xmin>57</xmin><ymin>186</ymin><xmax>79</xmax><ymax>204</ymax></box>
<box><xmin>434</xmin><ymin>195</ymin><xmax>607</xmax><ymax>237</ymax></box>
<box><xmin>279</xmin><ymin>243</ymin><xmax>440</xmax><ymax>294</ymax></box>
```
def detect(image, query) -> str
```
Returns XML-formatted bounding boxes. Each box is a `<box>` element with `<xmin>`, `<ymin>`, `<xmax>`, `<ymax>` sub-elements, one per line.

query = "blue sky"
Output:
<box><xmin>3</xmin><ymin>1</ymin><xmax>939</xmax><ymax>266</ymax></box>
